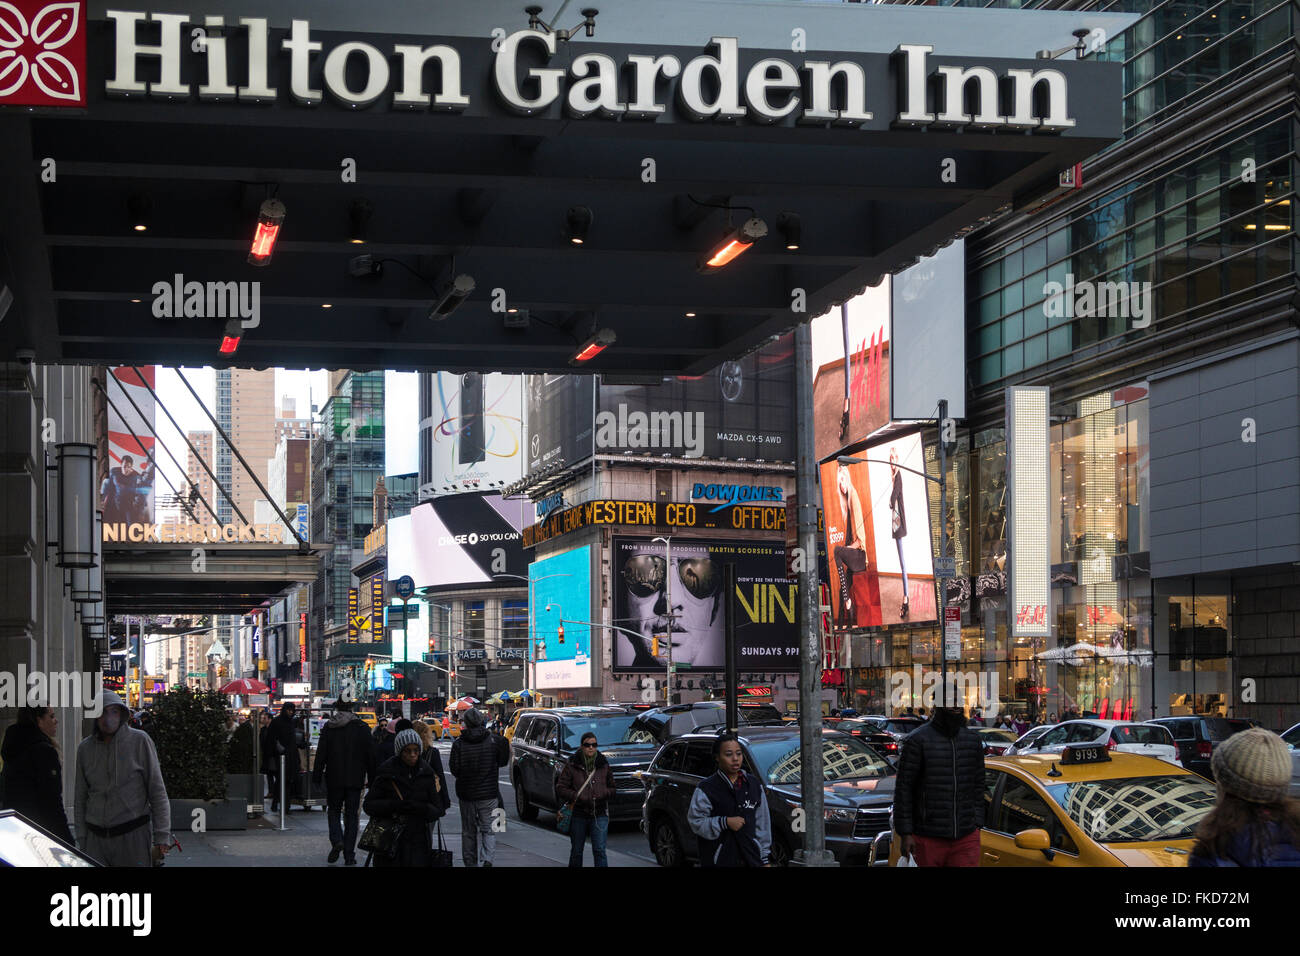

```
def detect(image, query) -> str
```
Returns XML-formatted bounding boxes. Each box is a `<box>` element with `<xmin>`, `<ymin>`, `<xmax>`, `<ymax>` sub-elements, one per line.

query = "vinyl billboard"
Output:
<box><xmin>101</xmin><ymin>365</ymin><xmax>157</xmax><ymax>526</ymax></box>
<box><xmin>611</xmin><ymin>537</ymin><xmax>800</xmax><ymax>673</ymax></box>
<box><xmin>530</xmin><ymin>545</ymin><xmax>595</xmax><ymax>689</ymax></box>
<box><xmin>890</xmin><ymin>240</ymin><xmax>967</xmax><ymax>422</ymax></box>
<box><xmin>387</xmin><ymin>493</ymin><xmax>531</xmax><ymax>590</ymax></box>
<box><xmin>820</xmin><ymin>431</ymin><xmax>937</xmax><ymax>628</ymax></box>
<box><xmin>597</xmin><ymin>334</ymin><xmax>795</xmax><ymax>460</ymax></box>
<box><xmin>810</xmin><ymin>284</ymin><xmax>891</xmax><ymax>462</ymax></box>
<box><xmin>426</xmin><ymin>372</ymin><xmax>524</xmax><ymax>490</ymax></box>
<box><xmin>1007</xmin><ymin>386</ymin><xmax>1051</xmax><ymax>637</ymax></box>
<box><xmin>525</xmin><ymin>374</ymin><xmax>595</xmax><ymax>472</ymax></box>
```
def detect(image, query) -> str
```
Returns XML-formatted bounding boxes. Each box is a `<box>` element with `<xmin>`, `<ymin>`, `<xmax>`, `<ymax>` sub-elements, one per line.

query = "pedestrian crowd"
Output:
<box><xmin>4</xmin><ymin>697</ymin><xmax>1298</xmax><ymax>868</ymax></box>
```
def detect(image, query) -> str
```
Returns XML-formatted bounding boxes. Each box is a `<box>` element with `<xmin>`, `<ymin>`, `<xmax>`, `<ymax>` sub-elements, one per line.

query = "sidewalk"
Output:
<box><xmin>168</xmin><ymin>800</ymin><xmax>653</xmax><ymax>868</ymax></box>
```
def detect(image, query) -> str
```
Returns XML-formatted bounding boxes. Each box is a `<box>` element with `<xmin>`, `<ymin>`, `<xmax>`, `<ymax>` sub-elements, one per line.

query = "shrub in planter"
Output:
<box><xmin>146</xmin><ymin>687</ymin><xmax>229</xmax><ymax>800</ymax></box>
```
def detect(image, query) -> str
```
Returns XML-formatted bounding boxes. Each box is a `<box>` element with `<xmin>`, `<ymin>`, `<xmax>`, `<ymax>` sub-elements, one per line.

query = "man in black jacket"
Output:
<box><xmin>267</xmin><ymin>703</ymin><xmax>300</xmax><ymax>811</ymax></box>
<box><xmin>893</xmin><ymin>706</ymin><xmax>985</xmax><ymax>866</ymax></box>
<box><xmin>312</xmin><ymin>699</ymin><xmax>376</xmax><ymax>865</ymax></box>
<box><xmin>449</xmin><ymin>708</ymin><xmax>509</xmax><ymax>867</ymax></box>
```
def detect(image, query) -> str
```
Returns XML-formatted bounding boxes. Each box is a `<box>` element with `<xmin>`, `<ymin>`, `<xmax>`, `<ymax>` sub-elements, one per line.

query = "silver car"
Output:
<box><xmin>1015</xmin><ymin>719</ymin><xmax>1182</xmax><ymax>766</ymax></box>
<box><xmin>1282</xmin><ymin>723</ymin><xmax>1300</xmax><ymax>798</ymax></box>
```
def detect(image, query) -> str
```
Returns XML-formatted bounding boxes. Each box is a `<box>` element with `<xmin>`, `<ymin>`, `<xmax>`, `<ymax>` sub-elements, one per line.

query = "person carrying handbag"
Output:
<box><xmin>361</xmin><ymin>729</ymin><xmax>444</xmax><ymax>868</ymax></box>
<box><xmin>555</xmin><ymin>732</ymin><xmax>616</xmax><ymax>867</ymax></box>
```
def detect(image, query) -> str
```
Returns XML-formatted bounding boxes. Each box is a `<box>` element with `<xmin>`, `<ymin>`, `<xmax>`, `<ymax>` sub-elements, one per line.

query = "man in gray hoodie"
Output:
<box><xmin>74</xmin><ymin>690</ymin><xmax>171</xmax><ymax>867</ymax></box>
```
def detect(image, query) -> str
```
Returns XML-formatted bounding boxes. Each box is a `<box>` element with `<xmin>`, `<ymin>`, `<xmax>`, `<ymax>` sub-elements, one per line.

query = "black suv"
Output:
<box><xmin>1147</xmin><ymin>716</ymin><xmax>1247</xmax><ymax>779</ymax></box>
<box><xmin>510</xmin><ymin>707</ymin><xmax>658</xmax><ymax>824</ymax></box>
<box><xmin>640</xmin><ymin>727</ymin><xmax>896</xmax><ymax>867</ymax></box>
<box><xmin>624</xmin><ymin>701</ymin><xmax>787</xmax><ymax>746</ymax></box>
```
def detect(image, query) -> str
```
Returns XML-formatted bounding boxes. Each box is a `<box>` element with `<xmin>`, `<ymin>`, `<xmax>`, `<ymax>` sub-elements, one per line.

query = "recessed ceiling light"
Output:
<box><xmin>685</xmin><ymin>312</ymin><xmax>696</xmax><ymax>318</ymax></box>
<box><xmin>322</xmin><ymin>303</ymin><xmax>332</xmax><ymax>309</ymax></box>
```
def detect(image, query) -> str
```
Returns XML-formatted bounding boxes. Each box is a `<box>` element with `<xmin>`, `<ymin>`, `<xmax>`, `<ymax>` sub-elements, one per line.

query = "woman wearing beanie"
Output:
<box><xmin>1189</xmin><ymin>727</ymin><xmax>1300</xmax><ymax>867</ymax></box>
<box><xmin>362</xmin><ymin>728</ymin><xmax>444</xmax><ymax>867</ymax></box>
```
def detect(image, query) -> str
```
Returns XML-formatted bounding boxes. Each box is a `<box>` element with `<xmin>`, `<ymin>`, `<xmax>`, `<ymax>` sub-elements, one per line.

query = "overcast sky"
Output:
<box><xmin>149</xmin><ymin>368</ymin><xmax>419</xmax><ymax>519</ymax></box>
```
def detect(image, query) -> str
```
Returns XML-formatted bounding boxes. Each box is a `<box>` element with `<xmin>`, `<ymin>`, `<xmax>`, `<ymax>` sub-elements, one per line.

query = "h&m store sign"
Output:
<box><xmin>6</xmin><ymin>6</ymin><xmax>1079</xmax><ymax>134</ymax></box>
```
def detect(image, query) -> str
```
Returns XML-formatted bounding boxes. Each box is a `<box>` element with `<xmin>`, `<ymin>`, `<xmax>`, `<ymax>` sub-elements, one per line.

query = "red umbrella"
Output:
<box><xmin>452</xmin><ymin>696</ymin><xmax>480</xmax><ymax>711</ymax></box>
<box><xmin>218</xmin><ymin>678</ymin><xmax>269</xmax><ymax>694</ymax></box>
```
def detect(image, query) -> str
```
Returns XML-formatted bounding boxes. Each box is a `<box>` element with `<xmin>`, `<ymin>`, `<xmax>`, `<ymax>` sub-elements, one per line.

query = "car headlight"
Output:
<box><xmin>824</xmin><ymin>808</ymin><xmax>857</xmax><ymax>824</ymax></box>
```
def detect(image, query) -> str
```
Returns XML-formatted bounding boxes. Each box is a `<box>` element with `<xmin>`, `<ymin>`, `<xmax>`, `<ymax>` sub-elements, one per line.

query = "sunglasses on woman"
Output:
<box><xmin>621</xmin><ymin>555</ymin><xmax>721</xmax><ymax>600</ymax></box>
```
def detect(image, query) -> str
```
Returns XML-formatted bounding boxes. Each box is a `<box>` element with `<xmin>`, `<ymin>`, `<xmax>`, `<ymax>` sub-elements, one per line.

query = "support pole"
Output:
<box><xmin>939</xmin><ymin>398</ymin><xmax>949</xmax><ymax>709</ymax></box>
<box><xmin>724</xmin><ymin>562</ymin><xmax>738</xmax><ymax>733</ymax></box>
<box><xmin>278</xmin><ymin>754</ymin><xmax>286</xmax><ymax>831</ymax></box>
<box><xmin>793</xmin><ymin>322</ymin><xmax>835</xmax><ymax>867</ymax></box>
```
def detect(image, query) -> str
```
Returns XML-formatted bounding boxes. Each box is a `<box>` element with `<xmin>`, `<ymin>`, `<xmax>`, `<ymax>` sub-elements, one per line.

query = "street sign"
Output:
<box><xmin>944</xmin><ymin>607</ymin><xmax>962</xmax><ymax>661</ymax></box>
<box><xmin>934</xmin><ymin>556</ymin><xmax>956</xmax><ymax>580</ymax></box>
<box><xmin>394</xmin><ymin>575</ymin><xmax>416</xmax><ymax>599</ymax></box>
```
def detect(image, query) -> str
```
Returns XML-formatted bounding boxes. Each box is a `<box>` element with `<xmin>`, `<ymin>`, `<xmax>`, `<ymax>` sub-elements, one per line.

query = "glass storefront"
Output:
<box><xmin>836</xmin><ymin>390</ymin><xmax>1219</xmax><ymax>722</ymax></box>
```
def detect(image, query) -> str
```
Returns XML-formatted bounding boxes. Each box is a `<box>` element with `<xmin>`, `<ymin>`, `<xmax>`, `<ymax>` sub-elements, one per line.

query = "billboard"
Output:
<box><xmin>890</xmin><ymin>240</ymin><xmax>967</xmax><ymax>421</ymax></box>
<box><xmin>810</xmin><ymin>284</ymin><xmax>891</xmax><ymax>462</ymax></box>
<box><xmin>525</xmin><ymin>374</ymin><xmax>595</xmax><ymax>472</ymax></box>
<box><xmin>596</xmin><ymin>334</ymin><xmax>795</xmax><ymax>460</ymax></box>
<box><xmin>611</xmin><ymin>537</ymin><xmax>801</xmax><ymax>672</ymax></box>
<box><xmin>387</xmin><ymin>492</ymin><xmax>531</xmax><ymax>590</ymax></box>
<box><xmin>1007</xmin><ymin>386</ymin><xmax>1051</xmax><ymax>637</ymax></box>
<box><xmin>426</xmin><ymin>372</ymin><xmax>524</xmax><ymax>491</ymax></box>
<box><xmin>820</xmin><ymin>431</ymin><xmax>937</xmax><ymax>628</ymax></box>
<box><xmin>530</xmin><ymin>545</ymin><xmax>595</xmax><ymax>689</ymax></box>
<box><xmin>101</xmin><ymin>365</ymin><xmax>157</xmax><ymax>526</ymax></box>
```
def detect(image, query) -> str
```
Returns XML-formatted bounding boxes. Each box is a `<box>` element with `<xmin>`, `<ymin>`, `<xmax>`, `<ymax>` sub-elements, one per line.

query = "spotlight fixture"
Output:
<box><xmin>565</xmin><ymin>206</ymin><xmax>593</xmax><ymax>245</ymax></box>
<box><xmin>348</xmin><ymin>198</ymin><xmax>373</xmax><ymax>244</ymax></box>
<box><xmin>777</xmin><ymin>211</ymin><xmax>801</xmax><ymax>251</ymax></box>
<box><xmin>570</xmin><ymin>328</ymin><xmax>616</xmax><ymax>364</ymax></box>
<box><xmin>699</xmin><ymin>217</ymin><xmax>767</xmax><ymax>272</ymax></box>
<box><xmin>428</xmin><ymin>274</ymin><xmax>476</xmax><ymax>320</ymax></box>
<box><xmin>248</xmin><ymin>198</ymin><xmax>286</xmax><ymax>267</ymax></box>
<box><xmin>127</xmin><ymin>194</ymin><xmax>152</xmax><ymax>232</ymax></box>
<box><xmin>218</xmin><ymin>318</ymin><xmax>243</xmax><ymax>355</ymax></box>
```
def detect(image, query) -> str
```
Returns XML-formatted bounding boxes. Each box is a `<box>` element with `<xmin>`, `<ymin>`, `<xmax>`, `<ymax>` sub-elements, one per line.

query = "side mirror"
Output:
<box><xmin>1014</xmin><ymin>828</ymin><xmax>1054</xmax><ymax>861</ymax></box>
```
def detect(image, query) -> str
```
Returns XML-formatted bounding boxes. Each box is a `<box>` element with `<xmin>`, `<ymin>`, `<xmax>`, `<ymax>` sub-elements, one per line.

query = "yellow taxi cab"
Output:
<box><xmin>504</xmin><ymin>708</ymin><xmax>544</xmax><ymax>742</ymax></box>
<box><xmin>890</xmin><ymin>744</ymin><xmax>1217</xmax><ymax>867</ymax></box>
<box><xmin>355</xmin><ymin>710</ymin><xmax>377</xmax><ymax>730</ymax></box>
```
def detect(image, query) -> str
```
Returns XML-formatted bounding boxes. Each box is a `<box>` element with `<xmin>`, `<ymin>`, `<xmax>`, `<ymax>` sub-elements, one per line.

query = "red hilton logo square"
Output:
<box><xmin>0</xmin><ymin>1</ymin><xmax>86</xmax><ymax>108</ymax></box>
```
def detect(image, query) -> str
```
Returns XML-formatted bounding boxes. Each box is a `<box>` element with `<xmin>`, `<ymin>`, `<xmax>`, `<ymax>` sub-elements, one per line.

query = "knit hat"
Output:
<box><xmin>394</xmin><ymin>729</ymin><xmax>422</xmax><ymax>756</ymax></box>
<box><xmin>1211</xmin><ymin>728</ymin><xmax>1292</xmax><ymax>804</ymax></box>
<box><xmin>462</xmin><ymin>707</ymin><xmax>484</xmax><ymax>729</ymax></box>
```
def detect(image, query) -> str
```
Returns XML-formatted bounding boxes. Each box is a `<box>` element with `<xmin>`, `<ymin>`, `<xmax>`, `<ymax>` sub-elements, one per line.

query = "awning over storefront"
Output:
<box><xmin>0</xmin><ymin>0</ymin><xmax>1136</xmax><ymax>374</ymax></box>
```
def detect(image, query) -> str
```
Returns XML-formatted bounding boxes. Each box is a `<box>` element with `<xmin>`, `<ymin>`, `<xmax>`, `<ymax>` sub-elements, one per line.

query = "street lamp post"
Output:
<box><xmin>652</xmin><ymin>535</ymin><xmax>673</xmax><ymax>705</ymax></box>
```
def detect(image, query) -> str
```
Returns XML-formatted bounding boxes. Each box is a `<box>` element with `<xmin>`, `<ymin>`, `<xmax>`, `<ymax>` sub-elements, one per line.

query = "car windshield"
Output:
<box><xmin>739</xmin><ymin>705</ymin><xmax>784</xmax><ymax>723</ymax></box>
<box><xmin>1044</xmin><ymin>775</ymin><xmax>1216</xmax><ymax>843</ymax></box>
<box><xmin>561</xmin><ymin>715</ymin><xmax>637</xmax><ymax>749</ymax></box>
<box><xmin>1283</xmin><ymin>725</ymin><xmax>1300</xmax><ymax>747</ymax></box>
<box><xmin>886</xmin><ymin>720</ymin><xmax>923</xmax><ymax>735</ymax></box>
<box><xmin>748</xmin><ymin>734</ymin><xmax>892</xmax><ymax>784</ymax></box>
<box><xmin>1113</xmin><ymin>726</ymin><xmax>1172</xmax><ymax>746</ymax></box>
<box><xmin>979</xmin><ymin>729</ymin><xmax>1017</xmax><ymax>742</ymax></box>
<box><xmin>836</xmin><ymin>719</ymin><xmax>879</xmax><ymax>734</ymax></box>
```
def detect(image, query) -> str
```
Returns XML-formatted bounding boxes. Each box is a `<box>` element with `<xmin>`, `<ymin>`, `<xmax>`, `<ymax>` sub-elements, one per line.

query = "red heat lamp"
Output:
<box><xmin>698</xmin><ymin>217</ymin><xmax>767</xmax><ymax>273</ymax></box>
<box><xmin>248</xmin><ymin>198</ymin><xmax>286</xmax><ymax>267</ymax></box>
<box><xmin>569</xmin><ymin>328</ymin><xmax>616</xmax><ymax>365</ymax></box>
<box><xmin>218</xmin><ymin>318</ymin><xmax>243</xmax><ymax>355</ymax></box>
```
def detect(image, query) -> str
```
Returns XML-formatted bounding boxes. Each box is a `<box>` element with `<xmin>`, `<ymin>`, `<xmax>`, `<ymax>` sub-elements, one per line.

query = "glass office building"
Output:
<box><xmin>853</xmin><ymin>0</ymin><xmax>1299</xmax><ymax>727</ymax></box>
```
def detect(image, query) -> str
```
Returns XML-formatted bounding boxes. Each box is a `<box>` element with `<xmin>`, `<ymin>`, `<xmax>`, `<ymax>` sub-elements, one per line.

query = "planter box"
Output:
<box><xmin>225</xmin><ymin>773</ymin><xmax>265</xmax><ymax>809</ymax></box>
<box><xmin>169</xmin><ymin>797</ymin><xmax>247</xmax><ymax>831</ymax></box>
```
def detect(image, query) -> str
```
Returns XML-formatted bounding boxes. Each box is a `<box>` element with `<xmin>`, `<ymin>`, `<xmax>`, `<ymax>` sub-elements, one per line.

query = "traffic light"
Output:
<box><xmin>651</xmin><ymin>637</ymin><xmax>659</xmax><ymax>657</ymax></box>
<box><xmin>449</xmin><ymin>670</ymin><xmax>457</xmax><ymax>680</ymax></box>
<box><xmin>557</xmin><ymin>625</ymin><xmax>565</xmax><ymax>644</ymax></box>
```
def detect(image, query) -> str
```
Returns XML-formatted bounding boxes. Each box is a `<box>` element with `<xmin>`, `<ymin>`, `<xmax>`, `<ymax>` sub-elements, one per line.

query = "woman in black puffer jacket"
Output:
<box><xmin>363</xmin><ymin>729</ymin><xmax>444</xmax><ymax>867</ymax></box>
<box><xmin>1</xmin><ymin>706</ymin><xmax>74</xmax><ymax>843</ymax></box>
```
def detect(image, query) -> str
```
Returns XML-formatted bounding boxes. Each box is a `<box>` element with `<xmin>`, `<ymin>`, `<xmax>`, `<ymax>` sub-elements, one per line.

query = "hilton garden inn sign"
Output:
<box><xmin>96</xmin><ymin>12</ymin><xmax>1078</xmax><ymax>132</ymax></box>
